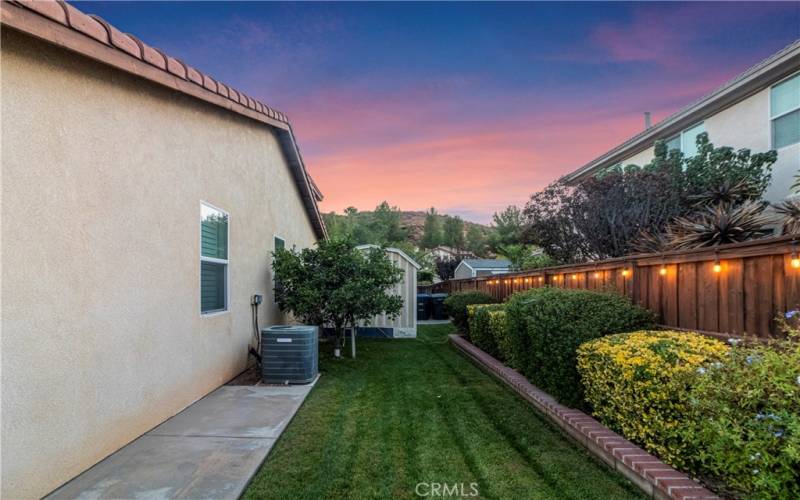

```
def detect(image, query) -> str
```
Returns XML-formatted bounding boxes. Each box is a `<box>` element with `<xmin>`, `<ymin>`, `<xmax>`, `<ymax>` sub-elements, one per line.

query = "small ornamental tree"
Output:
<box><xmin>272</xmin><ymin>239</ymin><xmax>403</xmax><ymax>358</ymax></box>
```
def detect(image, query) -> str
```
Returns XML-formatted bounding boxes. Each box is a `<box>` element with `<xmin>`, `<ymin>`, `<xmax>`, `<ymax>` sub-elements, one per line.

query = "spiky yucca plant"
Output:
<box><xmin>668</xmin><ymin>201</ymin><xmax>773</xmax><ymax>250</ymax></box>
<box><xmin>687</xmin><ymin>179</ymin><xmax>762</xmax><ymax>208</ymax></box>
<box><xmin>632</xmin><ymin>228</ymin><xmax>674</xmax><ymax>254</ymax></box>
<box><xmin>773</xmin><ymin>199</ymin><xmax>800</xmax><ymax>235</ymax></box>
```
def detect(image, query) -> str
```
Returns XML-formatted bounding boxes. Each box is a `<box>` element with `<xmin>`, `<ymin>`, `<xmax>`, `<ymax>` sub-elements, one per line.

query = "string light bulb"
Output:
<box><xmin>539</xmin><ymin>276</ymin><xmax>544</xmax><ymax>282</ymax></box>
<box><xmin>621</xmin><ymin>268</ymin><xmax>630</xmax><ymax>278</ymax></box>
<box><xmin>572</xmin><ymin>274</ymin><xmax>578</xmax><ymax>280</ymax></box>
<box><xmin>594</xmin><ymin>272</ymin><xmax>600</xmax><ymax>278</ymax></box>
<box><xmin>659</xmin><ymin>265</ymin><xmax>667</xmax><ymax>276</ymax></box>
<box><xmin>713</xmin><ymin>260</ymin><xmax>722</xmax><ymax>273</ymax></box>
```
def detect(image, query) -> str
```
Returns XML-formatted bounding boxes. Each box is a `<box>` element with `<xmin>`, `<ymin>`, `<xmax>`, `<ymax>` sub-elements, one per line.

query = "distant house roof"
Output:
<box><xmin>1</xmin><ymin>0</ymin><xmax>327</xmax><ymax>239</ymax></box>
<box><xmin>432</xmin><ymin>246</ymin><xmax>476</xmax><ymax>257</ymax></box>
<box><xmin>356</xmin><ymin>244</ymin><xmax>422</xmax><ymax>270</ymax></box>
<box><xmin>461</xmin><ymin>259</ymin><xmax>511</xmax><ymax>270</ymax></box>
<box><xmin>561</xmin><ymin>39</ymin><xmax>800</xmax><ymax>184</ymax></box>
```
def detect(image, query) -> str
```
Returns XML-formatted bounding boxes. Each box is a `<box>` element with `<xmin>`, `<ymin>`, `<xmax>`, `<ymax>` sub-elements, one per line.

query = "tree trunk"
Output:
<box><xmin>351</xmin><ymin>326</ymin><xmax>356</xmax><ymax>359</ymax></box>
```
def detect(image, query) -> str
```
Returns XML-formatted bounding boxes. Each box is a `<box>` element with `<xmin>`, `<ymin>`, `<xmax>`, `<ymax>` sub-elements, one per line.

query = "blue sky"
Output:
<box><xmin>76</xmin><ymin>1</ymin><xmax>800</xmax><ymax>222</ymax></box>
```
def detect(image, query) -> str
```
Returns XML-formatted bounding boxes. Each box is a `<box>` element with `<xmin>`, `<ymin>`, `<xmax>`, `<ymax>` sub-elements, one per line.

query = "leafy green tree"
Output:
<box><xmin>496</xmin><ymin>244</ymin><xmax>553</xmax><ymax>270</ymax></box>
<box><xmin>391</xmin><ymin>241</ymin><xmax>436</xmax><ymax>280</ymax></box>
<box><xmin>442</xmin><ymin>215</ymin><xmax>465</xmax><ymax>250</ymax></box>
<box><xmin>465</xmin><ymin>224</ymin><xmax>487</xmax><ymax>256</ymax></box>
<box><xmin>420</xmin><ymin>207</ymin><xmax>442</xmax><ymax>248</ymax></box>
<box><xmin>345</xmin><ymin>206</ymin><xmax>377</xmax><ymax>244</ymax></box>
<box><xmin>272</xmin><ymin>239</ymin><xmax>403</xmax><ymax>358</ymax></box>
<box><xmin>370</xmin><ymin>201</ymin><xmax>407</xmax><ymax>245</ymax></box>
<box><xmin>488</xmin><ymin>205</ymin><xmax>526</xmax><ymax>252</ymax></box>
<box><xmin>683</xmin><ymin>133</ymin><xmax>776</xmax><ymax>202</ymax></box>
<box><xmin>523</xmin><ymin>134</ymin><xmax>777</xmax><ymax>261</ymax></box>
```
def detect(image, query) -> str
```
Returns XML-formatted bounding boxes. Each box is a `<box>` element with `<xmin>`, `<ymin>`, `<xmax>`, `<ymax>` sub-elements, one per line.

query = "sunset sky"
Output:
<box><xmin>78</xmin><ymin>1</ymin><xmax>800</xmax><ymax>223</ymax></box>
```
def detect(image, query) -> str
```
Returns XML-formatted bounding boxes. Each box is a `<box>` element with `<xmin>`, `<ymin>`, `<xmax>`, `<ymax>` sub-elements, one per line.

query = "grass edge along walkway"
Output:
<box><xmin>244</xmin><ymin>323</ymin><xmax>644</xmax><ymax>500</ymax></box>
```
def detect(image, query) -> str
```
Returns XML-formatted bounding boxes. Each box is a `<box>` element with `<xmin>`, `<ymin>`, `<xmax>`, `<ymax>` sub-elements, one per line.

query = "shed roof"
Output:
<box><xmin>356</xmin><ymin>244</ymin><xmax>422</xmax><ymax>270</ymax></box>
<box><xmin>1</xmin><ymin>0</ymin><xmax>327</xmax><ymax>238</ymax></box>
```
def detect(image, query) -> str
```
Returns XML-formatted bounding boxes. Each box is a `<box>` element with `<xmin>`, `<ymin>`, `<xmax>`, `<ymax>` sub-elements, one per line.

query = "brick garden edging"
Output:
<box><xmin>449</xmin><ymin>334</ymin><xmax>720</xmax><ymax>500</ymax></box>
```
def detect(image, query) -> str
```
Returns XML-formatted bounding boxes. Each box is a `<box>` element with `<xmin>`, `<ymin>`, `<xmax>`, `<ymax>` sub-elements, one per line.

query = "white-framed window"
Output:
<box><xmin>200</xmin><ymin>202</ymin><xmax>229</xmax><ymax>314</ymax></box>
<box><xmin>680</xmin><ymin>122</ymin><xmax>705</xmax><ymax>158</ymax></box>
<box><xmin>771</xmin><ymin>72</ymin><xmax>800</xmax><ymax>149</ymax></box>
<box><xmin>665</xmin><ymin>135</ymin><xmax>680</xmax><ymax>153</ymax></box>
<box><xmin>662</xmin><ymin>123</ymin><xmax>704</xmax><ymax>157</ymax></box>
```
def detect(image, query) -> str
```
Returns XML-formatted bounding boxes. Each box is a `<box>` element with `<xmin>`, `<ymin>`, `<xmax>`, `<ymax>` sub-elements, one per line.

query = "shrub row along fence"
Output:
<box><xmin>431</xmin><ymin>235</ymin><xmax>800</xmax><ymax>339</ymax></box>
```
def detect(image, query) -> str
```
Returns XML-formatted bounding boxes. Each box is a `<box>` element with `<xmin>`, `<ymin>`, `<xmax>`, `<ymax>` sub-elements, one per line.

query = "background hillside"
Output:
<box><xmin>397</xmin><ymin>211</ymin><xmax>491</xmax><ymax>245</ymax></box>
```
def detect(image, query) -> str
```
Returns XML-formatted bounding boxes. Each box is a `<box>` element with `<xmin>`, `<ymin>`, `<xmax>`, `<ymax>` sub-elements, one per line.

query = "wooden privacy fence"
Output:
<box><xmin>430</xmin><ymin>235</ymin><xmax>800</xmax><ymax>339</ymax></box>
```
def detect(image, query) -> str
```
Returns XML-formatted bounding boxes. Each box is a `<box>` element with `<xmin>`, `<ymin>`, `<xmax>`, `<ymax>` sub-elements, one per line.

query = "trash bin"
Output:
<box><xmin>431</xmin><ymin>293</ymin><xmax>448</xmax><ymax>320</ymax></box>
<box><xmin>417</xmin><ymin>293</ymin><xmax>432</xmax><ymax>320</ymax></box>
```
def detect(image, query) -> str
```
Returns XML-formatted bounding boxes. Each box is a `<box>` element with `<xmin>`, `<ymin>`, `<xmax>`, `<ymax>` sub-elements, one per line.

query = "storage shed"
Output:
<box><xmin>356</xmin><ymin>245</ymin><xmax>420</xmax><ymax>338</ymax></box>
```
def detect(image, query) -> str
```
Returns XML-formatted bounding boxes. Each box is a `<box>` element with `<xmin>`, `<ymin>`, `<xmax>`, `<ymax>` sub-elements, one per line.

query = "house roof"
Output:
<box><xmin>461</xmin><ymin>259</ymin><xmax>511</xmax><ymax>270</ymax></box>
<box><xmin>561</xmin><ymin>39</ymin><xmax>800</xmax><ymax>185</ymax></box>
<box><xmin>1</xmin><ymin>0</ymin><xmax>327</xmax><ymax>239</ymax></box>
<box><xmin>355</xmin><ymin>244</ymin><xmax>422</xmax><ymax>270</ymax></box>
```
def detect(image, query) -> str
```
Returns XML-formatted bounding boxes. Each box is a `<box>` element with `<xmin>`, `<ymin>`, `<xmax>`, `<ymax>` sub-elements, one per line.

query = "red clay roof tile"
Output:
<box><xmin>202</xmin><ymin>74</ymin><xmax>217</xmax><ymax>92</ymax></box>
<box><xmin>89</xmin><ymin>17</ymin><xmax>141</xmax><ymax>59</ymax></box>
<box><xmin>20</xmin><ymin>0</ymin><xmax>66</xmax><ymax>25</ymax></box>
<box><xmin>9</xmin><ymin>0</ymin><xmax>290</xmax><ymax>125</ymax></box>
<box><xmin>166</xmin><ymin>56</ymin><xmax>187</xmax><ymax>79</ymax></box>
<box><xmin>128</xmin><ymin>36</ymin><xmax>167</xmax><ymax>70</ymax></box>
<box><xmin>64</xmin><ymin>3</ymin><xmax>108</xmax><ymax>44</ymax></box>
<box><xmin>185</xmin><ymin>65</ymin><xmax>203</xmax><ymax>85</ymax></box>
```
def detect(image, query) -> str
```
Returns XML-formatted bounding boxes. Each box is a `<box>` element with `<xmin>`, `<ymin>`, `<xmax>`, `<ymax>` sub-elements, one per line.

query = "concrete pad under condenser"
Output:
<box><xmin>46</xmin><ymin>382</ymin><xmax>316</xmax><ymax>499</ymax></box>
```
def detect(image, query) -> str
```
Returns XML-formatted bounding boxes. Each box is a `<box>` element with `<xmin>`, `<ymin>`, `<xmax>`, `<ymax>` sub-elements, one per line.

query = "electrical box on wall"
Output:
<box><xmin>252</xmin><ymin>294</ymin><xmax>263</xmax><ymax>306</ymax></box>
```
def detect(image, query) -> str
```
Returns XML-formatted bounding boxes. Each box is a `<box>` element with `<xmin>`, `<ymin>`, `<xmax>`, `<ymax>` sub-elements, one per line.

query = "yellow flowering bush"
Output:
<box><xmin>577</xmin><ymin>330</ymin><xmax>728</xmax><ymax>468</ymax></box>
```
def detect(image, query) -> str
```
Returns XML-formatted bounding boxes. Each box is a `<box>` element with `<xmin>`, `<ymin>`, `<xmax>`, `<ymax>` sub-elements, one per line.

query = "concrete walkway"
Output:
<box><xmin>47</xmin><ymin>380</ymin><xmax>316</xmax><ymax>499</ymax></box>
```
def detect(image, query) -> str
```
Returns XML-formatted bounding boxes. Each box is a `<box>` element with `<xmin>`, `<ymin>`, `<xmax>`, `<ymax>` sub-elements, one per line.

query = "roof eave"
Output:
<box><xmin>1</xmin><ymin>1</ymin><xmax>328</xmax><ymax>240</ymax></box>
<box><xmin>562</xmin><ymin>41</ymin><xmax>800</xmax><ymax>185</ymax></box>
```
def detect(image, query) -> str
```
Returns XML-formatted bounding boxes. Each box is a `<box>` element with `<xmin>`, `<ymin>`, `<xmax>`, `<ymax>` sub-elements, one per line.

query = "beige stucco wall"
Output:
<box><xmin>1</xmin><ymin>30</ymin><xmax>317</xmax><ymax>499</ymax></box>
<box><xmin>617</xmin><ymin>84</ymin><xmax>800</xmax><ymax>202</ymax></box>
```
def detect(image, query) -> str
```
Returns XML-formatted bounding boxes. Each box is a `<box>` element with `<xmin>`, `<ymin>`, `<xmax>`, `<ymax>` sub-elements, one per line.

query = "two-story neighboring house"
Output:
<box><xmin>562</xmin><ymin>40</ymin><xmax>800</xmax><ymax>203</ymax></box>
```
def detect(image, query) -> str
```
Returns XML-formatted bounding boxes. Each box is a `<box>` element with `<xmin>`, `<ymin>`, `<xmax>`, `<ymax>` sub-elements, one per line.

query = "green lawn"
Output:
<box><xmin>244</xmin><ymin>323</ymin><xmax>643</xmax><ymax>500</ymax></box>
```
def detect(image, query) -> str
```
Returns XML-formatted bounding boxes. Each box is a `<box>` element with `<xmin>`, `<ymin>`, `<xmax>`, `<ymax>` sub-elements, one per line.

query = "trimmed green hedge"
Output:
<box><xmin>505</xmin><ymin>287</ymin><xmax>654</xmax><ymax>409</ymax></box>
<box><xmin>444</xmin><ymin>291</ymin><xmax>497</xmax><ymax>332</ymax></box>
<box><xmin>468</xmin><ymin>304</ymin><xmax>506</xmax><ymax>359</ymax></box>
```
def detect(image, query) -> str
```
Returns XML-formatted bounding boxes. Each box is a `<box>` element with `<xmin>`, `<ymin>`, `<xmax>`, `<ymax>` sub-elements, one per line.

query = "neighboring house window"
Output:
<box><xmin>665</xmin><ymin>135</ymin><xmax>680</xmax><ymax>152</ymax></box>
<box><xmin>771</xmin><ymin>73</ymin><xmax>800</xmax><ymax>149</ymax></box>
<box><xmin>201</xmin><ymin>203</ymin><xmax>229</xmax><ymax>314</ymax></box>
<box><xmin>660</xmin><ymin>125</ymin><xmax>704</xmax><ymax>158</ymax></box>
<box><xmin>680</xmin><ymin>122</ymin><xmax>705</xmax><ymax>158</ymax></box>
<box><xmin>273</xmin><ymin>236</ymin><xmax>285</xmax><ymax>303</ymax></box>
